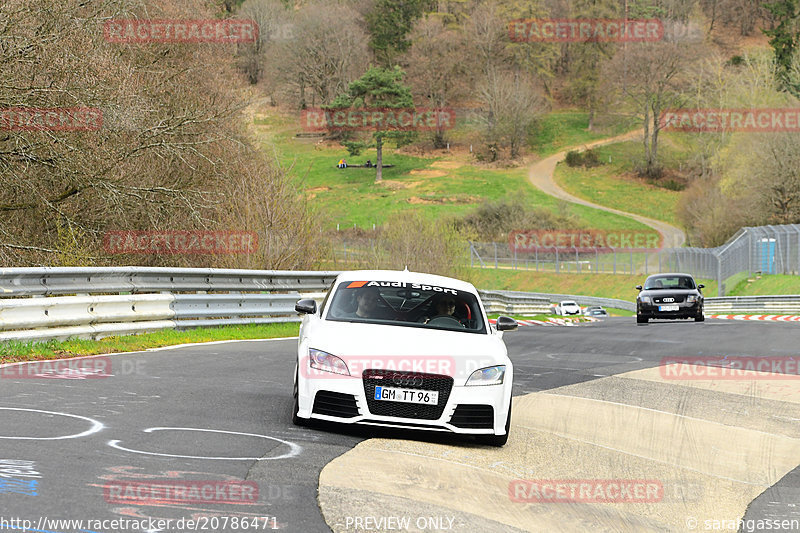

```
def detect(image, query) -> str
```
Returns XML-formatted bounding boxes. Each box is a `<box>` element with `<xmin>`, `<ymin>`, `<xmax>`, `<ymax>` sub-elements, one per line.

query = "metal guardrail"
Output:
<box><xmin>482</xmin><ymin>290</ymin><xmax>636</xmax><ymax>312</ymax></box>
<box><xmin>2</xmin><ymin>267</ymin><xmax>798</xmax><ymax>343</ymax></box>
<box><xmin>479</xmin><ymin>292</ymin><xmax>800</xmax><ymax>316</ymax></box>
<box><xmin>0</xmin><ymin>268</ymin><xmax>339</xmax><ymax>343</ymax></box>
<box><xmin>704</xmin><ymin>295</ymin><xmax>800</xmax><ymax>315</ymax></box>
<box><xmin>478</xmin><ymin>291</ymin><xmax>552</xmax><ymax>315</ymax></box>
<box><xmin>0</xmin><ymin>267</ymin><xmax>339</xmax><ymax>297</ymax></box>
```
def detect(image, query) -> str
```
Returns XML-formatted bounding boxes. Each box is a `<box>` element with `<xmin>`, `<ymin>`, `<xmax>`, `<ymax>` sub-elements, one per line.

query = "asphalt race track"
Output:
<box><xmin>0</xmin><ymin>318</ymin><xmax>798</xmax><ymax>533</ymax></box>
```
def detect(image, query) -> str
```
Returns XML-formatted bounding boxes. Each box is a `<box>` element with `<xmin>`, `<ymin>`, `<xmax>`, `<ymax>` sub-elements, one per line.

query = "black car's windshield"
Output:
<box><xmin>644</xmin><ymin>276</ymin><xmax>696</xmax><ymax>290</ymax></box>
<box><xmin>326</xmin><ymin>280</ymin><xmax>486</xmax><ymax>333</ymax></box>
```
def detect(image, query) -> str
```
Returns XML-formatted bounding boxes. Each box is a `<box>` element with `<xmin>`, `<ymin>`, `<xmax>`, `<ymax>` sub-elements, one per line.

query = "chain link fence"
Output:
<box><xmin>330</xmin><ymin>225</ymin><xmax>800</xmax><ymax>296</ymax></box>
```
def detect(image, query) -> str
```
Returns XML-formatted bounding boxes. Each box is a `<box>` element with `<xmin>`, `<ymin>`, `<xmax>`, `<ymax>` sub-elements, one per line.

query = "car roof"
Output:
<box><xmin>646</xmin><ymin>273</ymin><xmax>694</xmax><ymax>278</ymax></box>
<box><xmin>333</xmin><ymin>269</ymin><xmax>479</xmax><ymax>294</ymax></box>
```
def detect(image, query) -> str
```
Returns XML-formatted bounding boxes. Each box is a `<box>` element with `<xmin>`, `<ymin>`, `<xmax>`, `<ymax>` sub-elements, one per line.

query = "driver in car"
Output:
<box><xmin>421</xmin><ymin>294</ymin><xmax>463</xmax><ymax>326</ymax></box>
<box><xmin>345</xmin><ymin>286</ymin><xmax>396</xmax><ymax>320</ymax></box>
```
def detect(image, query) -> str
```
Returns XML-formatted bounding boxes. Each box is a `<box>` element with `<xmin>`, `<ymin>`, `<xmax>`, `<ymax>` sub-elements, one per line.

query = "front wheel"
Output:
<box><xmin>292</xmin><ymin>367</ymin><xmax>307</xmax><ymax>427</ymax></box>
<box><xmin>637</xmin><ymin>314</ymin><xmax>648</xmax><ymax>324</ymax></box>
<box><xmin>479</xmin><ymin>398</ymin><xmax>512</xmax><ymax>447</ymax></box>
<box><xmin>695</xmin><ymin>311</ymin><xmax>705</xmax><ymax>322</ymax></box>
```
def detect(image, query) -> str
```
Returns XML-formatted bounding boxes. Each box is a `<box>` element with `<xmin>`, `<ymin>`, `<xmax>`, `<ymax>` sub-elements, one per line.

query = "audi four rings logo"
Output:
<box><xmin>663</xmin><ymin>297</ymin><xmax>675</xmax><ymax>302</ymax></box>
<box><xmin>391</xmin><ymin>374</ymin><xmax>424</xmax><ymax>387</ymax></box>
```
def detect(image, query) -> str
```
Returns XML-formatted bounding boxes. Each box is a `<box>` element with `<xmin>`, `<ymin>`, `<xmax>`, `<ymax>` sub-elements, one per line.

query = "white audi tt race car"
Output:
<box><xmin>292</xmin><ymin>269</ymin><xmax>517</xmax><ymax>446</ymax></box>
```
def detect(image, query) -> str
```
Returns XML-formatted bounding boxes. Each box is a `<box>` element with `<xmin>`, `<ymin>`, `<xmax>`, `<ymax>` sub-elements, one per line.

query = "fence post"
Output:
<box><xmin>555</xmin><ymin>248</ymin><xmax>559</xmax><ymax>273</ymax></box>
<box><xmin>717</xmin><ymin>252</ymin><xmax>724</xmax><ymax>296</ymax></box>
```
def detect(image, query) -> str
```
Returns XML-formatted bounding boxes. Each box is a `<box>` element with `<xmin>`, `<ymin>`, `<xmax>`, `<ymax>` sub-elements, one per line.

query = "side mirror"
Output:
<box><xmin>635</xmin><ymin>285</ymin><xmax>643</xmax><ymax>291</ymax></box>
<box><xmin>698</xmin><ymin>284</ymin><xmax>705</xmax><ymax>289</ymax></box>
<box><xmin>496</xmin><ymin>316</ymin><xmax>518</xmax><ymax>331</ymax></box>
<box><xmin>295</xmin><ymin>299</ymin><xmax>317</xmax><ymax>315</ymax></box>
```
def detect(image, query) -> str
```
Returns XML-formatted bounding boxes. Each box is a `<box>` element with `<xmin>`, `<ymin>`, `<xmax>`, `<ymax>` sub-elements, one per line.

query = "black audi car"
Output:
<box><xmin>635</xmin><ymin>273</ymin><xmax>704</xmax><ymax>323</ymax></box>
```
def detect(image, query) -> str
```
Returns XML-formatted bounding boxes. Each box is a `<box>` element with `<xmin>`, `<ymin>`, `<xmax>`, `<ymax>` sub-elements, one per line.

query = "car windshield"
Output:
<box><xmin>644</xmin><ymin>276</ymin><xmax>696</xmax><ymax>290</ymax></box>
<box><xmin>326</xmin><ymin>280</ymin><xmax>486</xmax><ymax>333</ymax></box>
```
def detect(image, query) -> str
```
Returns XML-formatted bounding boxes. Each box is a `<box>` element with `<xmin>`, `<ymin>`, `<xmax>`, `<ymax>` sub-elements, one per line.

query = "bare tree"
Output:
<box><xmin>462</xmin><ymin>1</ymin><xmax>512</xmax><ymax>80</ymax></box>
<box><xmin>237</xmin><ymin>0</ymin><xmax>294</xmax><ymax>85</ymax></box>
<box><xmin>403</xmin><ymin>15</ymin><xmax>468</xmax><ymax>147</ymax></box>
<box><xmin>273</xmin><ymin>1</ymin><xmax>370</xmax><ymax>108</ymax></box>
<box><xmin>604</xmin><ymin>41</ymin><xmax>699</xmax><ymax>178</ymax></box>
<box><xmin>477</xmin><ymin>71</ymin><xmax>548</xmax><ymax>159</ymax></box>
<box><xmin>0</xmin><ymin>0</ymin><xmax>323</xmax><ymax>268</ymax></box>
<box><xmin>727</xmin><ymin>132</ymin><xmax>800</xmax><ymax>224</ymax></box>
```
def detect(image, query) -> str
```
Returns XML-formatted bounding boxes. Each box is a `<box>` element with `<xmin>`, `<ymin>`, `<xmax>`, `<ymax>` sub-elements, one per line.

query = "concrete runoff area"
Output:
<box><xmin>319</xmin><ymin>364</ymin><xmax>800</xmax><ymax>532</ymax></box>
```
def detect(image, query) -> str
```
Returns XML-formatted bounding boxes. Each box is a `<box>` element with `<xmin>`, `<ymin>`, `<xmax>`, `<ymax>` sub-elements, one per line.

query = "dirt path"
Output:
<box><xmin>527</xmin><ymin>130</ymin><xmax>686</xmax><ymax>248</ymax></box>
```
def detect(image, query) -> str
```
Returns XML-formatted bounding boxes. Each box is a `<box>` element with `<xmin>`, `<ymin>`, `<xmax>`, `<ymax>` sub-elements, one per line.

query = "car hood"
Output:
<box><xmin>304</xmin><ymin>320</ymin><xmax>508</xmax><ymax>380</ymax></box>
<box><xmin>639</xmin><ymin>288</ymin><xmax>701</xmax><ymax>297</ymax></box>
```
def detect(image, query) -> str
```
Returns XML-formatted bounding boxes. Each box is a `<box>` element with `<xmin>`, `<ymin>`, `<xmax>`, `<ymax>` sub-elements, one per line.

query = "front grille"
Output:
<box><xmin>449</xmin><ymin>404</ymin><xmax>495</xmax><ymax>429</ymax></box>
<box><xmin>363</xmin><ymin>369</ymin><xmax>453</xmax><ymax>420</ymax></box>
<box><xmin>654</xmin><ymin>295</ymin><xmax>686</xmax><ymax>304</ymax></box>
<box><xmin>312</xmin><ymin>391</ymin><xmax>359</xmax><ymax>418</ymax></box>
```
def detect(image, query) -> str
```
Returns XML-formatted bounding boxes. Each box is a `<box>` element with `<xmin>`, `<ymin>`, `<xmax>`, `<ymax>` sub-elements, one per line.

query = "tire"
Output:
<box><xmin>292</xmin><ymin>367</ymin><xmax>307</xmax><ymax>427</ymax></box>
<box><xmin>695</xmin><ymin>311</ymin><xmax>705</xmax><ymax>322</ymax></box>
<box><xmin>479</xmin><ymin>398</ymin><xmax>512</xmax><ymax>447</ymax></box>
<box><xmin>637</xmin><ymin>314</ymin><xmax>649</xmax><ymax>324</ymax></box>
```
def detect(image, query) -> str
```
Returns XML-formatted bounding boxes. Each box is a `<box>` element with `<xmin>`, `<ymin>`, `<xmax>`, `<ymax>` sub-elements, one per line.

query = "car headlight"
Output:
<box><xmin>640</xmin><ymin>296</ymin><xmax>651</xmax><ymax>304</ymax></box>
<box><xmin>466</xmin><ymin>365</ymin><xmax>505</xmax><ymax>386</ymax></box>
<box><xmin>686</xmin><ymin>295</ymin><xmax>697</xmax><ymax>303</ymax></box>
<box><xmin>309</xmin><ymin>348</ymin><xmax>350</xmax><ymax>375</ymax></box>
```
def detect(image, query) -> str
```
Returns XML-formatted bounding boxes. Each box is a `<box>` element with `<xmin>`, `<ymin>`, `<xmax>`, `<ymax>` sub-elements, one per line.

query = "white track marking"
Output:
<box><xmin>108</xmin><ymin>427</ymin><xmax>301</xmax><ymax>460</ymax></box>
<box><xmin>0</xmin><ymin>407</ymin><xmax>104</xmax><ymax>440</ymax></box>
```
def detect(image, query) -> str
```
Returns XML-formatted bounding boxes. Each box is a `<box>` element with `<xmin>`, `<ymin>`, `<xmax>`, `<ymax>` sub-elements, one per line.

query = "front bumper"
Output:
<box><xmin>638</xmin><ymin>301</ymin><xmax>702</xmax><ymax>319</ymax></box>
<box><xmin>296</xmin><ymin>367</ymin><xmax>513</xmax><ymax>435</ymax></box>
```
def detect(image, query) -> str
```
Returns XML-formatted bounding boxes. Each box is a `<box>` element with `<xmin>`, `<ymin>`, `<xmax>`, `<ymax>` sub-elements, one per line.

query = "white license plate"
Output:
<box><xmin>659</xmin><ymin>305</ymin><xmax>680</xmax><ymax>311</ymax></box>
<box><xmin>374</xmin><ymin>386</ymin><xmax>439</xmax><ymax>405</ymax></box>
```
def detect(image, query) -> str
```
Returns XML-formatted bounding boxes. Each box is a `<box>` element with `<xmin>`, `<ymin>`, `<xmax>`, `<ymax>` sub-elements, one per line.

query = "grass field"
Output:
<box><xmin>529</xmin><ymin>112</ymin><xmax>636</xmax><ymax>157</ymax></box>
<box><xmin>0</xmin><ymin>323</ymin><xmax>300</xmax><ymax>362</ymax></box>
<box><xmin>729</xmin><ymin>274</ymin><xmax>800</xmax><ymax>296</ymax></box>
<box><xmin>553</xmin><ymin>140</ymin><xmax>685</xmax><ymax>227</ymax></box>
<box><xmin>258</xmin><ymin>110</ymin><xmax>653</xmax><ymax>232</ymax></box>
<box><xmin>464</xmin><ymin>268</ymin><xmax>717</xmax><ymax>300</ymax></box>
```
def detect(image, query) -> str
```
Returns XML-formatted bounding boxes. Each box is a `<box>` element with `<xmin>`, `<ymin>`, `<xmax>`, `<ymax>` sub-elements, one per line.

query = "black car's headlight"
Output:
<box><xmin>640</xmin><ymin>296</ymin><xmax>651</xmax><ymax>304</ymax></box>
<box><xmin>309</xmin><ymin>348</ymin><xmax>350</xmax><ymax>376</ymax></box>
<box><xmin>686</xmin><ymin>295</ymin><xmax>698</xmax><ymax>303</ymax></box>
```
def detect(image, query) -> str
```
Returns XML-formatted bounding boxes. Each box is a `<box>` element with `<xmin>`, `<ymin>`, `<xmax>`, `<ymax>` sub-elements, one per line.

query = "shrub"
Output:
<box><xmin>565</xmin><ymin>150</ymin><xmax>583</xmax><ymax>167</ymax></box>
<box><xmin>565</xmin><ymin>149</ymin><xmax>602</xmax><ymax>168</ymax></box>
